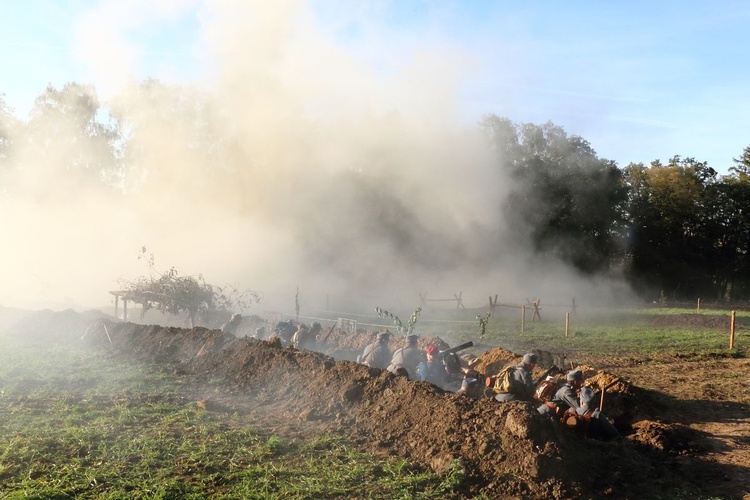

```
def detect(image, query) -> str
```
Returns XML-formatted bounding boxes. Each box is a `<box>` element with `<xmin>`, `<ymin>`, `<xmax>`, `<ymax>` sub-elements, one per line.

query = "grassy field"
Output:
<box><xmin>0</xmin><ymin>336</ymin><xmax>462</xmax><ymax>499</ymax></box>
<box><xmin>441</xmin><ymin>307</ymin><xmax>747</xmax><ymax>360</ymax></box>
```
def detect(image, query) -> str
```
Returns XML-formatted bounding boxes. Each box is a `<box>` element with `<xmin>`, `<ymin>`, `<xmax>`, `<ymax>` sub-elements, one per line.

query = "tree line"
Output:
<box><xmin>2</xmin><ymin>83</ymin><xmax>749</xmax><ymax>302</ymax></box>
<box><xmin>482</xmin><ymin>115</ymin><xmax>750</xmax><ymax>302</ymax></box>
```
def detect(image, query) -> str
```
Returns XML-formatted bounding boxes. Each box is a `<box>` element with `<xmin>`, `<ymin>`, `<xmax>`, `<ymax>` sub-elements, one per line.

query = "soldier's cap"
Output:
<box><xmin>406</xmin><ymin>334</ymin><xmax>419</xmax><ymax>344</ymax></box>
<box><xmin>567</xmin><ymin>369</ymin><xmax>584</xmax><ymax>382</ymax></box>
<box><xmin>426</xmin><ymin>344</ymin><xmax>439</xmax><ymax>356</ymax></box>
<box><xmin>580</xmin><ymin>386</ymin><xmax>596</xmax><ymax>404</ymax></box>
<box><xmin>461</xmin><ymin>377</ymin><xmax>478</xmax><ymax>390</ymax></box>
<box><xmin>376</xmin><ymin>332</ymin><xmax>390</xmax><ymax>341</ymax></box>
<box><xmin>522</xmin><ymin>353</ymin><xmax>538</xmax><ymax>364</ymax></box>
<box><xmin>312</xmin><ymin>322</ymin><xmax>322</xmax><ymax>329</ymax></box>
<box><xmin>231</xmin><ymin>313</ymin><xmax>242</xmax><ymax>320</ymax></box>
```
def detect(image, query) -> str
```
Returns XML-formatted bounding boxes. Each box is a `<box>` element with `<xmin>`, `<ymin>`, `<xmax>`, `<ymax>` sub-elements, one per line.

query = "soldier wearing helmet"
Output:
<box><xmin>387</xmin><ymin>334</ymin><xmax>426</xmax><ymax>379</ymax></box>
<box><xmin>574</xmin><ymin>386</ymin><xmax>620</xmax><ymax>440</ymax></box>
<box><xmin>292</xmin><ymin>323</ymin><xmax>312</xmax><ymax>350</ymax></box>
<box><xmin>494</xmin><ymin>352</ymin><xmax>539</xmax><ymax>402</ymax></box>
<box><xmin>360</xmin><ymin>331</ymin><xmax>392</xmax><ymax>370</ymax></box>
<box><xmin>538</xmin><ymin>368</ymin><xmax>584</xmax><ymax>419</ymax></box>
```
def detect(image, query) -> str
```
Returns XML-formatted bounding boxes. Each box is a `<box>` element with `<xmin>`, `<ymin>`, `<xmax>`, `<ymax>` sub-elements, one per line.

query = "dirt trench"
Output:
<box><xmin>66</xmin><ymin>317</ymin><xmax>744</xmax><ymax>498</ymax></box>
<box><xmin>12</xmin><ymin>310</ymin><xmax>750</xmax><ymax>499</ymax></box>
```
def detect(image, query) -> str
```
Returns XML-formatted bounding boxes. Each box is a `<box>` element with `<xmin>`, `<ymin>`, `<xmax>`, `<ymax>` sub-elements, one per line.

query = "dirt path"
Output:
<box><xmin>607</xmin><ymin>355</ymin><xmax>750</xmax><ymax>499</ymax></box>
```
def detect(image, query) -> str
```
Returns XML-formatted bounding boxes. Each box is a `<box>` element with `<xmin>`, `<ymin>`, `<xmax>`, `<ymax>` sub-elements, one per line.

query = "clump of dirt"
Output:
<box><xmin>628</xmin><ymin>420</ymin><xmax>706</xmax><ymax>455</ymax></box>
<box><xmin>468</xmin><ymin>346</ymin><xmax>518</xmax><ymax>377</ymax></box>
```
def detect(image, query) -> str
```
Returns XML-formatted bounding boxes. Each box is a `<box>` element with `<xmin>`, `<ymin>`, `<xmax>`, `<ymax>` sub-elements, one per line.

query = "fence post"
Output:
<box><xmin>521</xmin><ymin>305</ymin><xmax>526</xmax><ymax>333</ymax></box>
<box><xmin>565</xmin><ymin>312</ymin><xmax>570</xmax><ymax>338</ymax></box>
<box><xmin>697</xmin><ymin>298</ymin><xmax>701</xmax><ymax>314</ymax></box>
<box><xmin>730</xmin><ymin>311</ymin><xmax>736</xmax><ymax>349</ymax></box>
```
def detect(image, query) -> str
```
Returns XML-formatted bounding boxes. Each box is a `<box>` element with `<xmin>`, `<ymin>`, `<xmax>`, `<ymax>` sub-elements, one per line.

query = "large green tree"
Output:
<box><xmin>709</xmin><ymin>150</ymin><xmax>750</xmax><ymax>299</ymax></box>
<box><xmin>21</xmin><ymin>82</ymin><xmax>122</xmax><ymax>192</ymax></box>
<box><xmin>623</xmin><ymin>156</ymin><xmax>721</xmax><ymax>298</ymax></box>
<box><xmin>481</xmin><ymin>115</ymin><xmax>628</xmax><ymax>274</ymax></box>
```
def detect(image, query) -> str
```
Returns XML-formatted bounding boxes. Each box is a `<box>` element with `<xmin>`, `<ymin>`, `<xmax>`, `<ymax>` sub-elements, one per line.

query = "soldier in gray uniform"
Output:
<box><xmin>292</xmin><ymin>323</ymin><xmax>310</xmax><ymax>349</ymax></box>
<box><xmin>360</xmin><ymin>332</ymin><xmax>392</xmax><ymax>370</ymax></box>
<box><xmin>538</xmin><ymin>368</ymin><xmax>584</xmax><ymax>418</ymax></box>
<box><xmin>494</xmin><ymin>352</ymin><xmax>538</xmax><ymax>402</ymax></box>
<box><xmin>387</xmin><ymin>334</ymin><xmax>426</xmax><ymax>379</ymax></box>
<box><xmin>575</xmin><ymin>387</ymin><xmax>620</xmax><ymax>440</ymax></box>
<box><xmin>294</xmin><ymin>322</ymin><xmax>321</xmax><ymax>350</ymax></box>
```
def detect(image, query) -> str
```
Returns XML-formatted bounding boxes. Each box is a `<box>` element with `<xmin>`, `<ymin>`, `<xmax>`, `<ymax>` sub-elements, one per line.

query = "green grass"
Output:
<box><xmin>0</xmin><ymin>335</ymin><xmax>464</xmax><ymax>499</ymax></box>
<box><xmin>448</xmin><ymin>306</ymin><xmax>746</xmax><ymax>359</ymax></box>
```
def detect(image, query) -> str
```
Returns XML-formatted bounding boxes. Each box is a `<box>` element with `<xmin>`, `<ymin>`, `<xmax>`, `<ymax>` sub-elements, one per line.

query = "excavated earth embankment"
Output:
<box><xmin>11</xmin><ymin>310</ymin><xmax>748</xmax><ymax>499</ymax></box>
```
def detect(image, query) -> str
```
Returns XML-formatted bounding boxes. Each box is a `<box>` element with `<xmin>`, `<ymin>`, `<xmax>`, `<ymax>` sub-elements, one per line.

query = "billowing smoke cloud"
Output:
<box><xmin>0</xmin><ymin>0</ymin><xmax>632</xmax><ymax>314</ymax></box>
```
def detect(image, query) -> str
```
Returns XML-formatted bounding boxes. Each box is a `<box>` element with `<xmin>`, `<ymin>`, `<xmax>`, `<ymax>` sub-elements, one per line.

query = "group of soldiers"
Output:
<box><xmin>358</xmin><ymin>331</ymin><xmax>619</xmax><ymax>441</ymax></box>
<box><xmin>221</xmin><ymin>314</ymin><xmax>323</xmax><ymax>350</ymax></box>
<box><xmin>221</xmin><ymin>314</ymin><xmax>619</xmax><ymax>441</ymax></box>
<box><xmin>499</xmin><ymin>353</ymin><xmax>620</xmax><ymax>440</ymax></box>
<box><xmin>359</xmin><ymin>332</ymin><xmax>467</xmax><ymax>390</ymax></box>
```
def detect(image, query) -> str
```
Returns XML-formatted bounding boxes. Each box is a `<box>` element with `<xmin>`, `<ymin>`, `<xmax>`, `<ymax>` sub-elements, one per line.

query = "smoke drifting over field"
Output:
<box><xmin>0</xmin><ymin>1</ymin><xmax>632</xmax><ymax>313</ymax></box>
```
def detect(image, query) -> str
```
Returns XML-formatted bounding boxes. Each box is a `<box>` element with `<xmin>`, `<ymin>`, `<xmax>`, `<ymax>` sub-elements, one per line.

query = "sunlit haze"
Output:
<box><xmin>0</xmin><ymin>0</ymin><xmax>747</xmax><ymax>312</ymax></box>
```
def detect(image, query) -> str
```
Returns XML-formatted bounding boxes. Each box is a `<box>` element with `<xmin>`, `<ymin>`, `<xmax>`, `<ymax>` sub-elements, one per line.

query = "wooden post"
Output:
<box><xmin>571</xmin><ymin>297</ymin><xmax>577</xmax><ymax>316</ymax></box>
<box><xmin>599</xmin><ymin>387</ymin><xmax>605</xmax><ymax>411</ymax></box>
<box><xmin>455</xmin><ymin>291</ymin><xmax>465</xmax><ymax>309</ymax></box>
<box><xmin>531</xmin><ymin>299</ymin><xmax>542</xmax><ymax>321</ymax></box>
<box><xmin>114</xmin><ymin>295</ymin><xmax>119</xmax><ymax>319</ymax></box>
<box><xmin>697</xmin><ymin>298</ymin><xmax>701</xmax><ymax>314</ymax></box>
<box><xmin>565</xmin><ymin>312</ymin><xmax>570</xmax><ymax>338</ymax></box>
<box><xmin>730</xmin><ymin>310</ymin><xmax>736</xmax><ymax>349</ymax></box>
<box><xmin>103</xmin><ymin>324</ymin><xmax>112</xmax><ymax>344</ymax></box>
<box><xmin>123</xmin><ymin>299</ymin><xmax>128</xmax><ymax>322</ymax></box>
<box><xmin>491</xmin><ymin>295</ymin><xmax>498</xmax><ymax>317</ymax></box>
<box><xmin>521</xmin><ymin>305</ymin><xmax>526</xmax><ymax>333</ymax></box>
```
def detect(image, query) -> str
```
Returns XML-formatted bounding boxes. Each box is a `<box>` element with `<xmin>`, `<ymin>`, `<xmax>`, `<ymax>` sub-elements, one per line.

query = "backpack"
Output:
<box><xmin>488</xmin><ymin>364</ymin><xmax>514</xmax><ymax>394</ymax></box>
<box><xmin>562</xmin><ymin>408</ymin><xmax>593</xmax><ymax>432</ymax></box>
<box><xmin>534</xmin><ymin>378</ymin><xmax>559</xmax><ymax>402</ymax></box>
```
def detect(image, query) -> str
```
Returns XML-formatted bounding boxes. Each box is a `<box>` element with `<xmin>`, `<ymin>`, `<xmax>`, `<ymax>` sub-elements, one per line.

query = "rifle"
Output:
<box><xmin>320</xmin><ymin>322</ymin><xmax>337</xmax><ymax>343</ymax></box>
<box><xmin>438</xmin><ymin>341</ymin><xmax>473</xmax><ymax>359</ymax></box>
<box><xmin>438</xmin><ymin>341</ymin><xmax>473</xmax><ymax>376</ymax></box>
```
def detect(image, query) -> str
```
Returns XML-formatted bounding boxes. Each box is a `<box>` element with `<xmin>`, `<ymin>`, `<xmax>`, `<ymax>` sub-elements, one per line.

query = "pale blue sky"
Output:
<box><xmin>2</xmin><ymin>0</ymin><xmax>749</xmax><ymax>172</ymax></box>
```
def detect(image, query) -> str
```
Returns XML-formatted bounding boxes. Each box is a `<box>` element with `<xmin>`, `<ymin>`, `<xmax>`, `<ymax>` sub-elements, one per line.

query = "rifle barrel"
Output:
<box><xmin>439</xmin><ymin>341</ymin><xmax>473</xmax><ymax>356</ymax></box>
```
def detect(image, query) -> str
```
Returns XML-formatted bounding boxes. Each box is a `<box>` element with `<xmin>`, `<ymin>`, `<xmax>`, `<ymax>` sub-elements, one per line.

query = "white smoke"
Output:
<box><xmin>0</xmin><ymin>0</ymin><xmax>633</xmax><ymax>314</ymax></box>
